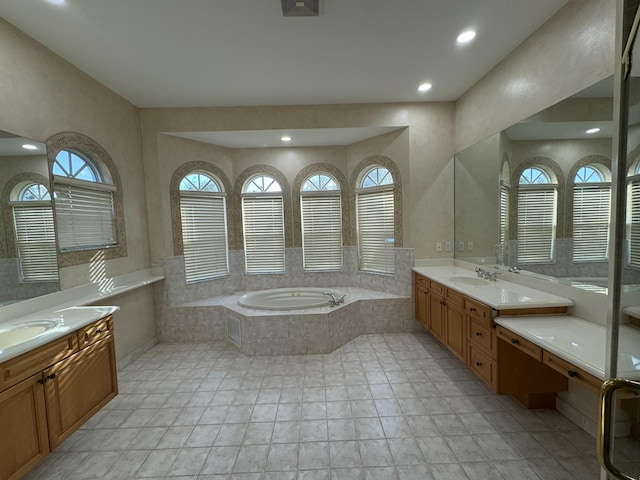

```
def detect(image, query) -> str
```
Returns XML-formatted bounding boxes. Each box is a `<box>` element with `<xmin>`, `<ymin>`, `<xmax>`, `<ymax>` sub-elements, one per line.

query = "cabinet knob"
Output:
<box><xmin>475</xmin><ymin>332</ymin><xmax>482</xmax><ymax>336</ymax></box>
<box><xmin>96</xmin><ymin>329</ymin><xmax>103</xmax><ymax>334</ymax></box>
<box><xmin>37</xmin><ymin>378</ymin><xmax>46</xmax><ymax>385</ymax></box>
<box><xmin>511</xmin><ymin>338</ymin><xmax>519</xmax><ymax>345</ymax></box>
<box><xmin>47</xmin><ymin>373</ymin><xmax>56</xmax><ymax>380</ymax></box>
<box><xmin>469</xmin><ymin>307</ymin><xmax>476</xmax><ymax>312</ymax></box>
<box><xmin>475</xmin><ymin>361</ymin><xmax>482</xmax><ymax>367</ymax></box>
<box><xmin>568</xmin><ymin>370</ymin><xmax>579</xmax><ymax>378</ymax></box>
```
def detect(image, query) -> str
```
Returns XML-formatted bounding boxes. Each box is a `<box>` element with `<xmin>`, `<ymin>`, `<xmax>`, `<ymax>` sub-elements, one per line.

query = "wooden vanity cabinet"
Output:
<box><xmin>415</xmin><ymin>275</ymin><xmax>467</xmax><ymax>362</ymax></box>
<box><xmin>0</xmin><ymin>316</ymin><xmax>117</xmax><ymax>480</ymax></box>
<box><xmin>0</xmin><ymin>374</ymin><xmax>49</xmax><ymax>480</ymax></box>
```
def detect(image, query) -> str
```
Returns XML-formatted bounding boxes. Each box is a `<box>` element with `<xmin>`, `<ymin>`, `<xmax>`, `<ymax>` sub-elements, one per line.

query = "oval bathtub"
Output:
<box><xmin>238</xmin><ymin>287</ymin><xmax>344</xmax><ymax>310</ymax></box>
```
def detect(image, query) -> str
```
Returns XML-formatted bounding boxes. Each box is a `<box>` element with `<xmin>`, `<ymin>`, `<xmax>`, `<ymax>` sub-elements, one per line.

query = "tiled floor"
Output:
<box><xmin>24</xmin><ymin>333</ymin><xmax>602</xmax><ymax>479</ymax></box>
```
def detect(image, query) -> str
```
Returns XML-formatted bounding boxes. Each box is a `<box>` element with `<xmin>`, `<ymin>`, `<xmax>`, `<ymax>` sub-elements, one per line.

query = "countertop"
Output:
<box><xmin>0</xmin><ymin>305</ymin><xmax>120</xmax><ymax>364</ymax></box>
<box><xmin>495</xmin><ymin>315</ymin><xmax>640</xmax><ymax>380</ymax></box>
<box><xmin>413</xmin><ymin>266</ymin><xmax>574</xmax><ymax>310</ymax></box>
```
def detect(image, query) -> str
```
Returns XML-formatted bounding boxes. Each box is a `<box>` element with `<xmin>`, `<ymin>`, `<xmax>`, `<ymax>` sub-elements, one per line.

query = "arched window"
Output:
<box><xmin>573</xmin><ymin>165</ymin><xmax>611</xmax><ymax>262</ymax></box>
<box><xmin>517</xmin><ymin>166</ymin><xmax>557</xmax><ymax>264</ymax></box>
<box><xmin>356</xmin><ymin>166</ymin><xmax>395</xmax><ymax>274</ymax></box>
<box><xmin>52</xmin><ymin>149</ymin><xmax>117</xmax><ymax>252</ymax></box>
<box><xmin>242</xmin><ymin>174</ymin><xmax>285</xmax><ymax>273</ymax></box>
<box><xmin>11</xmin><ymin>182</ymin><xmax>58</xmax><ymax>282</ymax></box>
<box><xmin>179</xmin><ymin>172</ymin><xmax>229</xmax><ymax>283</ymax></box>
<box><xmin>300</xmin><ymin>173</ymin><xmax>343</xmax><ymax>271</ymax></box>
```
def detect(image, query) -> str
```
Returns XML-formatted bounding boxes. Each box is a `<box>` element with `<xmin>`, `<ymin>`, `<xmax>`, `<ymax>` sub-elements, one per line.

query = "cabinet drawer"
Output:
<box><xmin>1</xmin><ymin>334</ymin><xmax>78</xmax><ymax>391</ymax></box>
<box><xmin>445</xmin><ymin>288</ymin><xmax>463</xmax><ymax>307</ymax></box>
<box><xmin>542</xmin><ymin>351</ymin><xmax>602</xmax><ymax>393</ymax></box>
<box><xmin>496</xmin><ymin>326</ymin><xmax>542</xmax><ymax>361</ymax></box>
<box><xmin>415</xmin><ymin>273</ymin><xmax>428</xmax><ymax>287</ymax></box>
<box><xmin>429</xmin><ymin>280</ymin><xmax>445</xmax><ymax>296</ymax></box>
<box><xmin>468</xmin><ymin>343</ymin><xmax>497</xmax><ymax>391</ymax></box>
<box><xmin>77</xmin><ymin>316</ymin><xmax>113</xmax><ymax>349</ymax></box>
<box><xmin>468</xmin><ymin>318</ymin><xmax>497</xmax><ymax>356</ymax></box>
<box><xmin>463</xmin><ymin>297</ymin><xmax>493</xmax><ymax>326</ymax></box>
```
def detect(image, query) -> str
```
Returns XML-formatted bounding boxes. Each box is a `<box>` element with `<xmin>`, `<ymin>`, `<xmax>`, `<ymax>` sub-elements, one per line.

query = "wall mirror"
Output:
<box><xmin>455</xmin><ymin>76</ymin><xmax>640</xmax><ymax>293</ymax></box>
<box><xmin>0</xmin><ymin>129</ymin><xmax>60</xmax><ymax>306</ymax></box>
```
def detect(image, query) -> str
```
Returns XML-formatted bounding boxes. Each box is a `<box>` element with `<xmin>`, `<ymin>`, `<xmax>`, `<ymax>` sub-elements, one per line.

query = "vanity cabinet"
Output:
<box><xmin>0</xmin><ymin>316</ymin><xmax>117</xmax><ymax>480</ymax></box>
<box><xmin>415</xmin><ymin>273</ymin><xmax>466</xmax><ymax>362</ymax></box>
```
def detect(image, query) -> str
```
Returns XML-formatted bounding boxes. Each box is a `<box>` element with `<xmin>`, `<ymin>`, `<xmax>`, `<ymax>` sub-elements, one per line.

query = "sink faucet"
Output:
<box><xmin>475</xmin><ymin>267</ymin><xmax>498</xmax><ymax>282</ymax></box>
<box><xmin>508</xmin><ymin>266</ymin><xmax>521</xmax><ymax>273</ymax></box>
<box><xmin>324</xmin><ymin>291</ymin><xmax>346</xmax><ymax>306</ymax></box>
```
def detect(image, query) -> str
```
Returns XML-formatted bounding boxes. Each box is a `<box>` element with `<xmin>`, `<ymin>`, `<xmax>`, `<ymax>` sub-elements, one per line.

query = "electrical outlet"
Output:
<box><xmin>458</xmin><ymin>241</ymin><xmax>465</xmax><ymax>251</ymax></box>
<box><xmin>436</xmin><ymin>242</ymin><xmax>442</xmax><ymax>252</ymax></box>
<box><xmin>445</xmin><ymin>242</ymin><xmax>451</xmax><ymax>252</ymax></box>
<box><xmin>468</xmin><ymin>241</ymin><xmax>474</xmax><ymax>251</ymax></box>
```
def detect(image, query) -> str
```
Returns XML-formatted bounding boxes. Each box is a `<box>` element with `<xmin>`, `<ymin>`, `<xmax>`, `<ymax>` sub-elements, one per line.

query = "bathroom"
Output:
<box><xmin>0</xmin><ymin>0</ymin><xmax>636</xmax><ymax>478</ymax></box>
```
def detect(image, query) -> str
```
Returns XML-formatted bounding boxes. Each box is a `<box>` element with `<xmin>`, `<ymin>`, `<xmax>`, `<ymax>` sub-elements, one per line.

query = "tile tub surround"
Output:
<box><xmin>153</xmin><ymin>247</ymin><xmax>416</xmax><ymax>346</ymax></box>
<box><xmin>22</xmin><ymin>333</ymin><xmax>601</xmax><ymax>480</ymax></box>
<box><xmin>169</xmin><ymin>288</ymin><xmax>418</xmax><ymax>355</ymax></box>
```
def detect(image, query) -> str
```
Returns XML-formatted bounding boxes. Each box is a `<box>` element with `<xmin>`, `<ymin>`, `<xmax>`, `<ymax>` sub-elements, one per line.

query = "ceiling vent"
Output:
<box><xmin>281</xmin><ymin>0</ymin><xmax>320</xmax><ymax>17</ymax></box>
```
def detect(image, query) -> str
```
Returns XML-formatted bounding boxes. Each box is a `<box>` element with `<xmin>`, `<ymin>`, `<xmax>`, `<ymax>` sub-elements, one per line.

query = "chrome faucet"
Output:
<box><xmin>508</xmin><ymin>266</ymin><xmax>521</xmax><ymax>273</ymax></box>
<box><xmin>475</xmin><ymin>267</ymin><xmax>498</xmax><ymax>282</ymax></box>
<box><xmin>324</xmin><ymin>291</ymin><xmax>346</xmax><ymax>306</ymax></box>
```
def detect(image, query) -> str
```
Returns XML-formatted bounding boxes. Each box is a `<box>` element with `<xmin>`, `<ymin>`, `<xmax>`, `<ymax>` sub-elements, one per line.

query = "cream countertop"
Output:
<box><xmin>496</xmin><ymin>315</ymin><xmax>640</xmax><ymax>381</ymax></box>
<box><xmin>413</xmin><ymin>265</ymin><xmax>574</xmax><ymax>310</ymax></box>
<box><xmin>0</xmin><ymin>305</ymin><xmax>120</xmax><ymax>364</ymax></box>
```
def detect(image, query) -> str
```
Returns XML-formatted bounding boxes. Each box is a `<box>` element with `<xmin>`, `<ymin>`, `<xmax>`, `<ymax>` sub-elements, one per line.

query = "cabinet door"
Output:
<box><xmin>0</xmin><ymin>374</ymin><xmax>49</xmax><ymax>480</ymax></box>
<box><xmin>415</xmin><ymin>283</ymin><xmax>430</xmax><ymax>329</ymax></box>
<box><xmin>445</xmin><ymin>304</ymin><xmax>466</xmax><ymax>363</ymax></box>
<box><xmin>44</xmin><ymin>336</ymin><xmax>118</xmax><ymax>449</ymax></box>
<box><xmin>428</xmin><ymin>293</ymin><xmax>444</xmax><ymax>342</ymax></box>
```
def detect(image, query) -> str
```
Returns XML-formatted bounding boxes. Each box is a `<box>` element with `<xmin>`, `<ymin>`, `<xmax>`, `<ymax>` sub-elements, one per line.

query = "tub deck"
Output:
<box><xmin>168</xmin><ymin>287</ymin><xmax>416</xmax><ymax>355</ymax></box>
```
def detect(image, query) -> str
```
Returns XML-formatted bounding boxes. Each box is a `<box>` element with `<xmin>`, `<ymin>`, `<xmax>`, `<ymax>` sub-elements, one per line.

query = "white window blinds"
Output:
<box><xmin>301</xmin><ymin>194</ymin><xmax>343</xmax><ymax>271</ymax></box>
<box><xmin>242</xmin><ymin>195</ymin><xmax>285</xmax><ymax>273</ymax></box>
<box><xmin>180</xmin><ymin>194</ymin><xmax>229</xmax><ymax>283</ymax></box>
<box><xmin>357</xmin><ymin>189</ymin><xmax>394</xmax><ymax>274</ymax></box>
<box><xmin>573</xmin><ymin>185</ymin><xmax>611</xmax><ymax>262</ymax></box>
<box><xmin>628</xmin><ymin>181</ymin><xmax>640</xmax><ymax>267</ymax></box>
<box><xmin>499</xmin><ymin>184</ymin><xmax>509</xmax><ymax>245</ymax></box>
<box><xmin>54</xmin><ymin>181</ymin><xmax>117</xmax><ymax>252</ymax></box>
<box><xmin>12</xmin><ymin>204</ymin><xmax>59</xmax><ymax>282</ymax></box>
<box><xmin>517</xmin><ymin>188</ymin><xmax>556</xmax><ymax>263</ymax></box>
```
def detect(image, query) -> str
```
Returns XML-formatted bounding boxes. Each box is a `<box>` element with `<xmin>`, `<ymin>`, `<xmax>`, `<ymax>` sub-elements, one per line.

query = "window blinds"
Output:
<box><xmin>517</xmin><ymin>188</ymin><xmax>556</xmax><ymax>263</ymax></box>
<box><xmin>573</xmin><ymin>185</ymin><xmax>611</xmax><ymax>262</ymax></box>
<box><xmin>242</xmin><ymin>195</ymin><xmax>285</xmax><ymax>273</ymax></box>
<box><xmin>499</xmin><ymin>185</ymin><xmax>509</xmax><ymax>245</ymax></box>
<box><xmin>301</xmin><ymin>194</ymin><xmax>343</xmax><ymax>271</ymax></box>
<box><xmin>180</xmin><ymin>194</ymin><xmax>229</xmax><ymax>283</ymax></box>
<box><xmin>628</xmin><ymin>182</ymin><xmax>640</xmax><ymax>267</ymax></box>
<box><xmin>13</xmin><ymin>204</ymin><xmax>59</xmax><ymax>282</ymax></box>
<box><xmin>54</xmin><ymin>183</ymin><xmax>117</xmax><ymax>251</ymax></box>
<box><xmin>356</xmin><ymin>189</ymin><xmax>394</xmax><ymax>274</ymax></box>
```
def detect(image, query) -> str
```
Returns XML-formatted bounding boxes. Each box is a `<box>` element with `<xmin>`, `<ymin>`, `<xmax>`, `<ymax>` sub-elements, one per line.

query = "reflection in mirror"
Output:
<box><xmin>0</xmin><ymin>130</ymin><xmax>60</xmax><ymax>306</ymax></box>
<box><xmin>453</xmin><ymin>76</ymin><xmax>640</xmax><ymax>293</ymax></box>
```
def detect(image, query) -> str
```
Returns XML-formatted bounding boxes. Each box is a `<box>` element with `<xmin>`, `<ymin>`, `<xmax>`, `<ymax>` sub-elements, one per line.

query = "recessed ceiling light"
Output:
<box><xmin>418</xmin><ymin>83</ymin><xmax>432</xmax><ymax>93</ymax></box>
<box><xmin>22</xmin><ymin>144</ymin><xmax>38</xmax><ymax>150</ymax></box>
<box><xmin>585</xmin><ymin>127</ymin><xmax>601</xmax><ymax>134</ymax></box>
<box><xmin>45</xmin><ymin>0</ymin><xmax>66</xmax><ymax>5</ymax></box>
<box><xmin>281</xmin><ymin>135</ymin><xmax>292</xmax><ymax>142</ymax></box>
<box><xmin>456</xmin><ymin>30</ymin><xmax>476</xmax><ymax>44</ymax></box>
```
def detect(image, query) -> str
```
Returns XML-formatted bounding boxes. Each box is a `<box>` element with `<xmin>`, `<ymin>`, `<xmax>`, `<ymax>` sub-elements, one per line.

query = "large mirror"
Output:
<box><xmin>0</xmin><ymin>130</ymin><xmax>60</xmax><ymax>306</ymax></box>
<box><xmin>455</xmin><ymin>76</ymin><xmax>640</xmax><ymax>293</ymax></box>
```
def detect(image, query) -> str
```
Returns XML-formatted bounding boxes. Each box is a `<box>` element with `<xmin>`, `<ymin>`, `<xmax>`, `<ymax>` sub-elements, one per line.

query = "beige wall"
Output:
<box><xmin>454</xmin><ymin>0</ymin><xmax>616</xmax><ymax>153</ymax></box>
<box><xmin>0</xmin><ymin>18</ymin><xmax>156</xmax><ymax>361</ymax></box>
<box><xmin>140</xmin><ymin>102</ymin><xmax>455</xmax><ymax>260</ymax></box>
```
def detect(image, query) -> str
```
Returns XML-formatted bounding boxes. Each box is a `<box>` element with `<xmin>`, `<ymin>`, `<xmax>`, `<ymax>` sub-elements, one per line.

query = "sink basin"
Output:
<box><xmin>448</xmin><ymin>276</ymin><xmax>491</xmax><ymax>286</ymax></box>
<box><xmin>0</xmin><ymin>320</ymin><xmax>60</xmax><ymax>350</ymax></box>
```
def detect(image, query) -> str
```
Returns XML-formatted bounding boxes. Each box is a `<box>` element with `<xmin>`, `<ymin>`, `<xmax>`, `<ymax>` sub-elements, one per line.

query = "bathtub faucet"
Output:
<box><xmin>324</xmin><ymin>291</ymin><xmax>346</xmax><ymax>306</ymax></box>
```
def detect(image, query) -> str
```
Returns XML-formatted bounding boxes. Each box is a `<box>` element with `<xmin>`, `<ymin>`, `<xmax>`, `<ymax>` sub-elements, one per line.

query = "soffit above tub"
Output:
<box><xmin>0</xmin><ymin>0</ymin><xmax>569</xmax><ymax>108</ymax></box>
<box><xmin>165</xmin><ymin>127</ymin><xmax>405</xmax><ymax>149</ymax></box>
